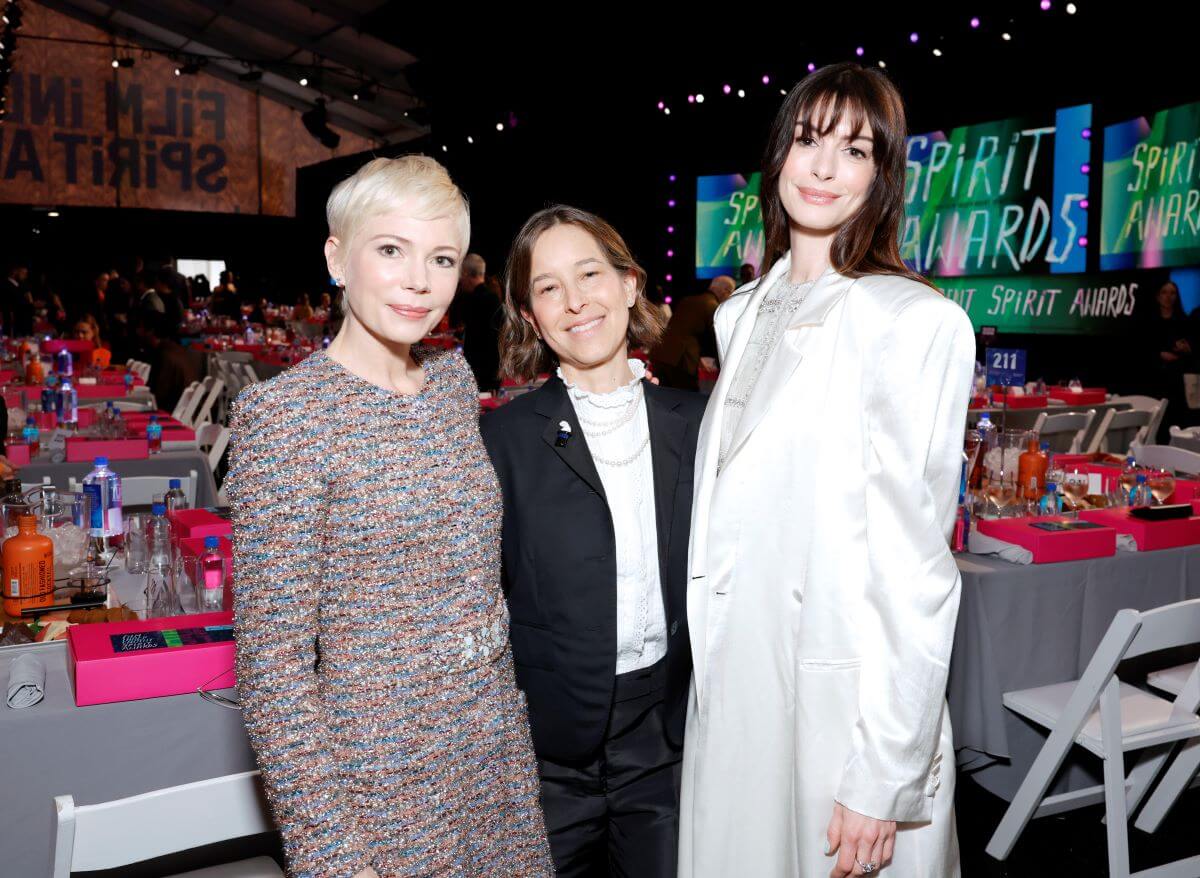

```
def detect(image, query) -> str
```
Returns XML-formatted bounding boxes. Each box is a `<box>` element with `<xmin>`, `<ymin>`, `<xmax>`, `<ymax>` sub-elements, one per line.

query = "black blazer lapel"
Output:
<box><xmin>644</xmin><ymin>381</ymin><xmax>687</xmax><ymax>583</ymax></box>
<box><xmin>535</xmin><ymin>377</ymin><xmax>607</xmax><ymax>500</ymax></box>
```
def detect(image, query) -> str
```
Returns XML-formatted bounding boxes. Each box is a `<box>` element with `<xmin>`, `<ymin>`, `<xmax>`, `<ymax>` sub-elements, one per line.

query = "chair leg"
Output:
<box><xmin>1123</xmin><ymin>744</ymin><xmax>1174</xmax><ymax>817</ymax></box>
<box><xmin>1100</xmin><ymin>679</ymin><xmax>1131</xmax><ymax>878</ymax></box>
<box><xmin>1134</xmin><ymin>738</ymin><xmax>1200</xmax><ymax>834</ymax></box>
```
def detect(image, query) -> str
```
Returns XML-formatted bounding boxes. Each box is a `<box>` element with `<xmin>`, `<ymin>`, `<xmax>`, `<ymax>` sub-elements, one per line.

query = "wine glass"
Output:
<box><xmin>1061</xmin><ymin>470</ymin><xmax>1090</xmax><ymax>510</ymax></box>
<box><xmin>1146</xmin><ymin>468</ymin><xmax>1177</xmax><ymax>505</ymax></box>
<box><xmin>984</xmin><ymin>473</ymin><xmax>1019</xmax><ymax>517</ymax></box>
<box><xmin>1068</xmin><ymin>377</ymin><xmax>1084</xmax><ymax>393</ymax></box>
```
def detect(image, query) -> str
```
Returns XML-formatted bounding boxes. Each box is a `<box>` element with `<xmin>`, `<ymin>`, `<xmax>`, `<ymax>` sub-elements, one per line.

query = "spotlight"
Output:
<box><xmin>855</xmin><ymin>46</ymin><xmax>864</xmax><ymax>56</ymax></box>
<box><xmin>1066</xmin><ymin>2</ymin><xmax>1077</xmax><ymax>12</ymax></box>
<box><xmin>1002</xmin><ymin>32</ymin><xmax>1012</xmax><ymax>40</ymax></box>
<box><xmin>696</xmin><ymin>93</ymin><xmax>705</xmax><ymax>103</ymax></box>
<box><xmin>299</xmin><ymin>76</ymin><xmax>308</xmax><ymax>86</ymax></box>
<box><xmin>807</xmin><ymin>62</ymin><xmax>816</xmax><ymax>72</ymax></box>
<box><xmin>723</xmin><ymin>84</ymin><xmax>731</xmax><ymax>94</ymax></box>
<box><xmin>495</xmin><ymin>122</ymin><xmax>503</xmax><ymax>131</ymax></box>
<box><xmin>301</xmin><ymin>99</ymin><xmax>340</xmax><ymax>148</ymax></box>
<box><xmin>932</xmin><ymin>48</ymin><xmax>943</xmax><ymax>56</ymax></box>
<box><xmin>466</xmin><ymin>135</ymin><xmax>473</xmax><ymax>144</ymax></box>
<box><xmin>910</xmin><ymin>32</ymin><xmax>919</xmax><ymax>42</ymax></box>
<box><xmin>970</xmin><ymin>17</ymin><xmax>980</xmax><ymax>28</ymax></box>
<box><xmin>737</xmin><ymin>88</ymin><xmax>745</xmax><ymax>98</ymax></box>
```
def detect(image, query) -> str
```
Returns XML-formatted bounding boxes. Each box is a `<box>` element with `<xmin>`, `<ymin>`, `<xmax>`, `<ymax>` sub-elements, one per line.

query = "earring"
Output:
<box><xmin>333</xmin><ymin>277</ymin><xmax>343</xmax><ymax>287</ymax></box>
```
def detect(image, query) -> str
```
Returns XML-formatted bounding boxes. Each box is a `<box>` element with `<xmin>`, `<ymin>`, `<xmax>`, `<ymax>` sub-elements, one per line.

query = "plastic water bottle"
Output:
<box><xmin>1130</xmin><ymin>474</ymin><xmax>1154</xmax><ymax>507</ymax></box>
<box><xmin>58</xmin><ymin>378</ymin><xmax>78</xmax><ymax>430</ymax></box>
<box><xmin>165</xmin><ymin>478</ymin><xmax>188</xmax><ymax>514</ymax></box>
<box><xmin>123</xmin><ymin>372</ymin><xmax>134</xmax><ymax>392</ymax></box>
<box><xmin>198</xmin><ymin>536</ymin><xmax>226</xmax><ymax>611</ymax></box>
<box><xmin>55</xmin><ymin>347</ymin><xmax>73</xmax><ymax>377</ymax></box>
<box><xmin>21</xmin><ymin>417</ymin><xmax>39</xmax><ymax>456</ymax></box>
<box><xmin>1038</xmin><ymin>482</ymin><xmax>1062</xmax><ymax>516</ymax></box>
<box><xmin>147</xmin><ymin>415</ymin><xmax>163</xmax><ymax>454</ymax></box>
<box><xmin>110</xmin><ymin>407</ymin><xmax>125</xmax><ymax>438</ymax></box>
<box><xmin>148</xmin><ymin>502</ymin><xmax>172</xmax><ymax>573</ymax></box>
<box><xmin>82</xmin><ymin>456</ymin><xmax>123</xmax><ymax>549</ymax></box>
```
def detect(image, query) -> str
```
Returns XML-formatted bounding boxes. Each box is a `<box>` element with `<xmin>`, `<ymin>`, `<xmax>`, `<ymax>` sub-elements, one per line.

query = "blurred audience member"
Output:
<box><xmin>457</xmin><ymin>253</ymin><xmax>503</xmax><ymax>391</ymax></box>
<box><xmin>650</xmin><ymin>275</ymin><xmax>736</xmax><ymax>391</ymax></box>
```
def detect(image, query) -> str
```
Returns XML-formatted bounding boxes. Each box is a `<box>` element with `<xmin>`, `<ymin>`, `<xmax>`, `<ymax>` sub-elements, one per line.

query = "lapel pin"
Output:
<box><xmin>555</xmin><ymin>420</ymin><xmax>572</xmax><ymax>447</ymax></box>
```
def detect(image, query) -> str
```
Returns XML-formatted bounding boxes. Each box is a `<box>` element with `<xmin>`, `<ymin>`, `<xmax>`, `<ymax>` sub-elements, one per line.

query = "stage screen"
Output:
<box><xmin>1101</xmin><ymin>99</ymin><xmax>1200</xmax><ymax>270</ymax></box>
<box><xmin>696</xmin><ymin>173</ymin><xmax>765</xmax><ymax>280</ymax></box>
<box><xmin>903</xmin><ymin>104</ymin><xmax>1092</xmax><ymax>277</ymax></box>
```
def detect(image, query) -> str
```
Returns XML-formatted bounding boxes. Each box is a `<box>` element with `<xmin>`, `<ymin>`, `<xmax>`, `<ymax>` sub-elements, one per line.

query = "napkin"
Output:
<box><xmin>7</xmin><ymin>654</ymin><xmax>46</xmax><ymax>709</ymax></box>
<box><xmin>1116</xmin><ymin>533</ymin><xmax>1139</xmax><ymax>552</ymax></box>
<box><xmin>967</xmin><ymin>530</ymin><xmax>1034</xmax><ymax>565</ymax></box>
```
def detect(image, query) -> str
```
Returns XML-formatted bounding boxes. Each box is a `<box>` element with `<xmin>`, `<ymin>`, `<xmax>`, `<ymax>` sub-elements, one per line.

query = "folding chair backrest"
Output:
<box><xmin>1127</xmin><ymin>599</ymin><xmax>1200</xmax><ymax>724</ymax></box>
<box><xmin>1093</xmin><ymin>409</ymin><xmax>1152</xmax><ymax>454</ymax></box>
<box><xmin>1033</xmin><ymin>409</ymin><xmax>1096</xmax><ymax>453</ymax></box>
<box><xmin>1130</xmin><ymin>442</ymin><xmax>1200</xmax><ymax>476</ymax></box>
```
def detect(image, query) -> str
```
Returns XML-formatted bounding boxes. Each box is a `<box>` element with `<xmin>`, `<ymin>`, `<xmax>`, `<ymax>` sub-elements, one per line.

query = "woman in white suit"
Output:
<box><xmin>679</xmin><ymin>63</ymin><xmax>975</xmax><ymax>877</ymax></box>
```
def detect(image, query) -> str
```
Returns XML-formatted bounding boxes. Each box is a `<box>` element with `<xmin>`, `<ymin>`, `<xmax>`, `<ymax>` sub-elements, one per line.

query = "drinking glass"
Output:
<box><xmin>1061</xmin><ymin>469</ymin><xmax>1090</xmax><ymax>510</ymax></box>
<box><xmin>1146</xmin><ymin>469</ymin><xmax>1177</xmax><ymax>505</ymax></box>
<box><xmin>124</xmin><ymin>512</ymin><xmax>151</xmax><ymax>575</ymax></box>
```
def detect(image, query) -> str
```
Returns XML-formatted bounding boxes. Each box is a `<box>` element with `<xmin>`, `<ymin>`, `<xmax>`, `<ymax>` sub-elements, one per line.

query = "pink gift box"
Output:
<box><xmin>977</xmin><ymin>516</ymin><xmax>1117</xmax><ymax>563</ymax></box>
<box><xmin>64</xmin><ymin>437</ymin><xmax>149</xmax><ymax>462</ymax></box>
<box><xmin>161</xmin><ymin>426</ymin><xmax>196</xmax><ymax>442</ymax></box>
<box><xmin>1167</xmin><ymin>478</ymin><xmax>1200</xmax><ymax>504</ymax></box>
<box><xmin>1078</xmin><ymin>507</ymin><xmax>1200</xmax><ymax>551</ymax></box>
<box><xmin>1048</xmin><ymin>387</ymin><xmax>1107</xmax><ymax>405</ymax></box>
<box><xmin>123</xmin><ymin>410</ymin><xmax>175</xmax><ymax>424</ymax></box>
<box><xmin>67</xmin><ymin>611</ymin><xmax>236</xmax><ymax>706</ymax></box>
<box><xmin>75</xmin><ymin>383</ymin><xmax>128</xmax><ymax>399</ymax></box>
<box><xmin>42</xmin><ymin>339</ymin><xmax>95</xmax><ymax>355</ymax></box>
<box><xmin>171</xmin><ymin>508</ymin><xmax>232</xmax><ymax>541</ymax></box>
<box><xmin>4</xmin><ymin>443</ymin><xmax>32</xmax><ymax>466</ymax></box>
<box><xmin>993</xmin><ymin>393</ymin><xmax>1049</xmax><ymax>410</ymax></box>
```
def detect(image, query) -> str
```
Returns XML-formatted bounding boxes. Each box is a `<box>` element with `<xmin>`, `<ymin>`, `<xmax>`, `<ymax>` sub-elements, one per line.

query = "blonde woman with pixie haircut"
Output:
<box><xmin>227</xmin><ymin>155</ymin><xmax>552</xmax><ymax>878</ymax></box>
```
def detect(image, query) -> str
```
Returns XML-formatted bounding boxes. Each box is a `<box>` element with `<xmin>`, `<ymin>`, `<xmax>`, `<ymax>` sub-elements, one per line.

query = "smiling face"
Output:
<box><xmin>778</xmin><ymin>105</ymin><xmax>877</xmax><ymax>235</ymax></box>
<box><xmin>522</xmin><ymin>223</ymin><xmax>636</xmax><ymax>377</ymax></box>
<box><xmin>324</xmin><ymin>209</ymin><xmax>462</xmax><ymax>346</ymax></box>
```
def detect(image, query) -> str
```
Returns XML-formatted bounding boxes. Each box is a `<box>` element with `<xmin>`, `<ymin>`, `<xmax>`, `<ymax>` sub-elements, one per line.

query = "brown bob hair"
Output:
<box><xmin>500</xmin><ymin>205</ymin><xmax>667</xmax><ymax>382</ymax></box>
<box><xmin>761</xmin><ymin>62</ymin><xmax>932</xmax><ymax>288</ymax></box>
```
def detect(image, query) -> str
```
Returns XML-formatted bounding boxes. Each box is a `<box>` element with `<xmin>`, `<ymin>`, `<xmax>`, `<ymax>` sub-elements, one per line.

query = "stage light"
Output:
<box><xmin>737</xmin><ymin>89</ymin><xmax>745</xmax><ymax>98</ymax></box>
<box><xmin>47</xmin><ymin>210</ymin><xmax>59</xmax><ymax>218</ymax></box>
<box><xmin>910</xmin><ymin>32</ymin><xmax>919</xmax><ymax>42</ymax></box>
<box><xmin>664</xmin><ymin>108</ymin><xmax>671</xmax><ymax>115</ymax></box>
<box><xmin>174</xmin><ymin>67</ymin><xmax>181</xmax><ymax>76</ymax></box>
<box><xmin>1080</xmin><ymin>198</ymin><xmax>1089</xmax><ymax>210</ymax></box>
<box><xmin>299</xmin><ymin>76</ymin><xmax>308</xmax><ymax>86</ymax></box>
<box><xmin>1040</xmin><ymin>0</ymin><xmax>1051</xmax><ymax>9</ymax></box>
<box><xmin>855</xmin><ymin>46</ymin><xmax>864</xmax><ymax>56</ymax></box>
<box><xmin>762</xmin><ymin>74</ymin><xmax>770</xmax><ymax>85</ymax></box>
<box><xmin>301</xmin><ymin>99</ymin><xmax>340</xmax><ymax>148</ymax></box>
<box><xmin>970</xmin><ymin>17</ymin><xmax>980</xmax><ymax>28</ymax></box>
<box><xmin>1002</xmin><ymin>32</ymin><xmax>1012</xmax><ymax>40</ymax></box>
<box><xmin>352</xmin><ymin>93</ymin><xmax>359</xmax><ymax>100</ymax></box>
<box><xmin>665</xmin><ymin>274</ymin><xmax>673</xmax><ymax>282</ymax></box>
<box><xmin>1080</xmin><ymin>162</ymin><xmax>1090</xmax><ymax>174</ymax></box>
<box><xmin>932</xmin><ymin>48</ymin><xmax>943</xmax><ymax>56</ymax></box>
<box><xmin>495</xmin><ymin>123</ymin><xmax>503</xmax><ymax>132</ymax></box>
<box><xmin>669</xmin><ymin>174</ymin><xmax>677</xmax><ymax>182</ymax></box>
<box><xmin>667</xmin><ymin>250</ymin><xmax>675</xmax><ymax>258</ymax></box>
<box><xmin>878</xmin><ymin>60</ymin><xmax>886</xmax><ymax>67</ymax></box>
<box><xmin>780</xmin><ymin>88</ymin><xmax>787</xmax><ymax>95</ymax></box>
<box><xmin>441</xmin><ymin>145</ymin><xmax>447</xmax><ymax>152</ymax></box>
<box><xmin>466</xmin><ymin>136</ymin><xmax>474</xmax><ymax>144</ymax></box>
<box><xmin>696</xmin><ymin>94</ymin><xmax>705</xmax><ymax>103</ymax></box>
<box><xmin>657</xmin><ymin>100</ymin><xmax>664</xmax><ymax>110</ymax></box>
<box><xmin>667</xmin><ymin>226</ymin><xmax>675</xmax><ymax>234</ymax></box>
<box><xmin>1078</xmin><ymin>236</ymin><xmax>1088</xmax><ymax>247</ymax></box>
<box><xmin>807</xmin><ymin>62</ymin><xmax>816</xmax><ymax>72</ymax></box>
<box><xmin>111</xmin><ymin>58</ymin><xmax>119</xmax><ymax>68</ymax></box>
<box><xmin>1081</xmin><ymin>127</ymin><xmax>1091</xmax><ymax>139</ymax></box>
<box><xmin>723</xmin><ymin>84</ymin><xmax>731</xmax><ymax>95</ymax></box>
<box><xmin>668</xmin><ymin>199</ymin><xmax>676</xmax><ymax>208</ymax></box>
<box><xmin>688</xmin><ymin>95</ymin><xmax>695</xmax><ymax>103</ymax></box>
<box><xmin>664</xmin><ymin>296</ymin><xmax>673</xmax><ymax>304</ymax></box>
<box><xmin>1066</xmin><ymin>2</ymin><xmax>1077</xmax><ymax>12</ymax></box>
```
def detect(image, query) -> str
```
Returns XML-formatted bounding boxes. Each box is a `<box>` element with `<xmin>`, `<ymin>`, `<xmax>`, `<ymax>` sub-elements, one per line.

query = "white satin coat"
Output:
<box><xmin>679</xmin><ymin>254</ymin><xmax>975</xmax><ymax>877</ymax></box>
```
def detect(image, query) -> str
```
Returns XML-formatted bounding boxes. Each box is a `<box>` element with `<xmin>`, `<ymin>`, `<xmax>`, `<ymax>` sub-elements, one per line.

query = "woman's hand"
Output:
<box><xmin>826</xmin><ymin>801</ymin><xmax>896</xmax><ymax>876</ymax></box>
<box><xmin>353</xmin><ymin>868</ymin><xmax>380</xmax><ymax>878</ymax></box>
<box><xmin>0</xmin><ymin>455</ymin><xmax>15</xmax><ymax>480</ymax></box>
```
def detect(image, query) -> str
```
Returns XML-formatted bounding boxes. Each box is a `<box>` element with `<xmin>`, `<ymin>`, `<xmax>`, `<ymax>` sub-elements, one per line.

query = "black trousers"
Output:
<box><xmin>537</xmin><ymin>658</ymin><xmax>682</xmax><ymax>878</ymax></box>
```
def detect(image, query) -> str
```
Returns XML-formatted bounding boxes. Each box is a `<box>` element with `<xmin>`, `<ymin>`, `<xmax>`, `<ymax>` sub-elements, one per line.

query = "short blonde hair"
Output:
<box><xmin>325</xmin><ymin>155</ymin><xmax>470</xmax><ymax>252</ymax></box>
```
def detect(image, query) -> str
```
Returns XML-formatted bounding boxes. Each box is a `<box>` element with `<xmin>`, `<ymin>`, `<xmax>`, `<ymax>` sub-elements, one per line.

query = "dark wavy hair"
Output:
<box><xmin>500</xmin><ymin>205</ymin><xmax>666</xmax><ymax>382</ymax></box>
<box><xmin>761</xmin><ymin>62</ymin><xmax>932</xmax><ymax>288</ymax></box>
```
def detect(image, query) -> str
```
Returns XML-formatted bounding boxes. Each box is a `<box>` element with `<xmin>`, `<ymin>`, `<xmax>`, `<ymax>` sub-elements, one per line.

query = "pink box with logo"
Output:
<box><xmin>64</xmin><ymin>437</ymin><xmax>149</xmax><ymax>462</ymax></box>
<box><xmin>1048</xmin><ymin>387</ymin><xmax>1107</xmax><ymax>405</ymax></box>
<box><xmin>1078</xmin><ymin>507</ymin><xmax>1200</xmax><ymax>550</ymax></box>
<box><xmin>977</xmin><ymin>516</ymin><xmax>1117</xmax><ymax>563</ymax></box>
<box><xmin>67</xmin><ymin>611</ymin><xmax>236</xmax><ymax>706</ymax></box>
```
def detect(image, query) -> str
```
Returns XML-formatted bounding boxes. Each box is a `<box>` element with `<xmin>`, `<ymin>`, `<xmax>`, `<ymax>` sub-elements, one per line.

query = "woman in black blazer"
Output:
<box><xmin>481</xmin><ymin>206</ymin><xmax>705</xmax><ymax>877</ymax></box>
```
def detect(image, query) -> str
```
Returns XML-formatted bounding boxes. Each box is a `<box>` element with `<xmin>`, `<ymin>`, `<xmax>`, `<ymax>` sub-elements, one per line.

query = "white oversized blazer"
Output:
<box><xmin>679</xmin><ymin>254</ymin><xmax>975</xmax><ymax>877</ymax></box>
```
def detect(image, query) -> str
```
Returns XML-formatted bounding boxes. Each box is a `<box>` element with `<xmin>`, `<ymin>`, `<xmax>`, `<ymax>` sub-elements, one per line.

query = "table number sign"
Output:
<box><xmin>986</xmin><ymin>348</ymin><xmax>1027</xmax><ymax>388</ymax></box>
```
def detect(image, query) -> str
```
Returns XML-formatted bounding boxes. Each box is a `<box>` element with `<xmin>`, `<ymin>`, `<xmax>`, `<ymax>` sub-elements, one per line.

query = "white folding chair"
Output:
<box><xmin>172</xmin><ymin>382</ymin><xmax>201</xmax><ymax>422</ymax></box>
<box><xmin>52</xmin><ymin>770</ymin><xmax>283</xmax><ymax>878</ymax></box>
<box><xmin>238</xmin><ymin>362</ymin><xmax>261</xmax><ymax>387</ymax></box>
<box><xmin>1149</xmin><ymin>663</ymin><xmax>1198</xmax><ymax>698</ymax></box>
<box><xmin>1130</xmin><ymin>442</ymin><xmax>1200</xmax><ymax>477</ymax></box>
<box><xmin>986</xmin><ymin>600</ymin><xmax>1200</xmax><ymax>877</ymax></box>
<box><xmin>1087</xmin><ymin>409</ymin><xmax>1154</xmax><ymax>455</ymax></box>
<box><xmin>1033</xmin><ymin>409</ymin><xmax>1097</xmax><ymax>454</ymax></box>
<box><xmin>112</xmin><ymin>397</ymin><xmax>156</xmax><ymax>412</ymax></box>
<box><xmin>193</xmin><ymin>378</ymin><xmax>226</xmax><ymax>427</ymax></box>
<box><xmin>1112</xmin><ymin>396</ymin><xmax>1169</xmax><ymax>445</ymax></box>
<box><xmin>106</xmin><ymin>471</ymin><xmax>198</xmax><ymax>507</ymax></box>
<box><xmin>197</xmin><ymin>423</ymin><xmax>230</xmax><ymax>478</ymax></box>
<box><xmin>180</xmin><ymin>376</ymin><xmax>215</xmax><ymax>428</ymax></box>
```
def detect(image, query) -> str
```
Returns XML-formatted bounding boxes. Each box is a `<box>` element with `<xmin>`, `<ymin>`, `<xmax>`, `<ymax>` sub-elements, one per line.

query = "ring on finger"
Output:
<box><xmin>856</xmin><ymin>859</ymin><xmax>878</xmax><ymax>874</ymax></box>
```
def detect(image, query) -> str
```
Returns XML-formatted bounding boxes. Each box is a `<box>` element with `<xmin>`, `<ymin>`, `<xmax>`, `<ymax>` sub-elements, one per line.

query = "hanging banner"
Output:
<box><xmin>0</xmin><ymin>3</ymin><xmax>375</xmax><ymax>216</ymax></box>
<box><xmin>696</xmin><ymin>172</ymin><xmax>765</xmax><ymax>280</ymax></box>
<box><xmin>1101</xmin><ymin>99</ymin><xmax>1200</xmax><ymax>270</ymax></box>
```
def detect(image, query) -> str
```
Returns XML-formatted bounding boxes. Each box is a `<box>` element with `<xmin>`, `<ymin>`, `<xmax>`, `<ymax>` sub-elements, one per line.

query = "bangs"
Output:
<box><xmin>794</xmin><ymin>89</ymin><xmax>873</xmax><ymax>146</ymax></box>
